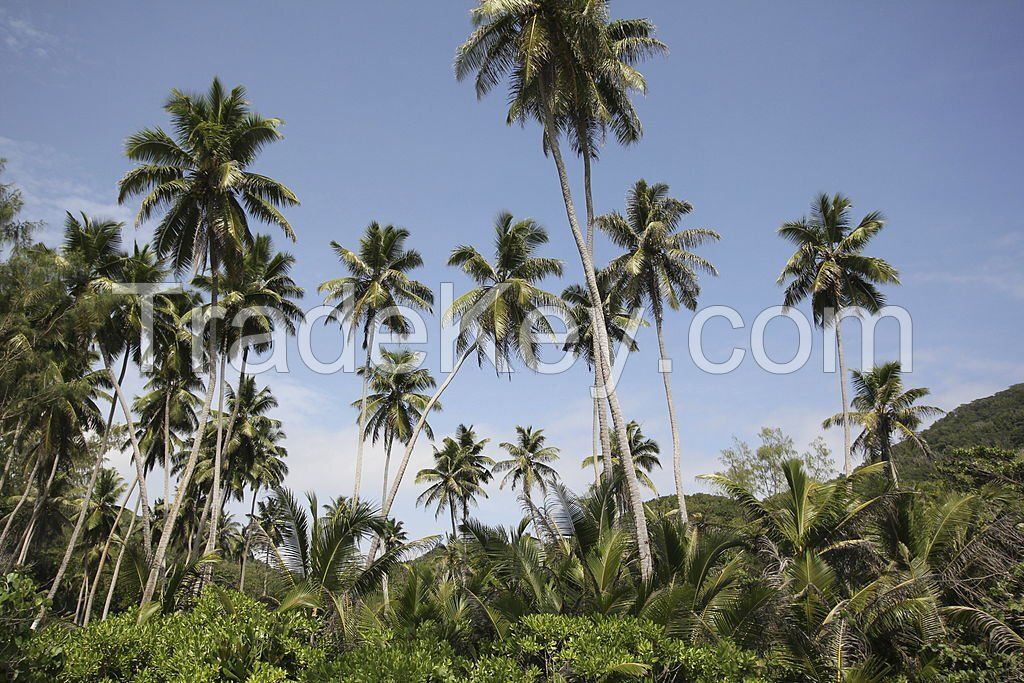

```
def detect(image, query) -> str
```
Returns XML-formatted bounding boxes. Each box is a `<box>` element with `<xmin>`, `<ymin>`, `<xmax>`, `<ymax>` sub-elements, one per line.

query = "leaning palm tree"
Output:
<box><xmin>319</xmin><ymin>223</ymin><xmax>433</xmax><ymax>503</ymax></box>
<box><xmin>494</xmin><ymin>426</ymin><xmax>560</xmax><ymax>535</ymax></box>
<box><xmin>777</xmin><ymin>193</ymin><xmax>900</xmax><ymax>477</ymax></box>
<box><xmin>374</xmin><ymin>212</ymin><xmax>563</xmax><ymax>554</ymax></box>
<box><xmin>583</xmin><ymin>420</ymin><xmax>662</xmax><ymax>495</ymax></box>
<box><xmin>117</xmin><ymin>78</ymin><xmax>299</xmax><ymax>615</ymax></box>
<box><xmin>194</xmin><ymin>233</ymin><xmax>303</xmax><ymax>563</ymax></box>
<box><xmin>456</xmin><ymin>0</ymin><xmax>664</xmax><ymax>580</ymax></box>
<box><xmin>598</xmin><ymin>180</ymin><xmax>719</xmax><ymax>526</ymax></box>
<box><xmin>357</xmin><ymin>348</ymin><xmax>440</xmax><ymax>504</ymax></box>
<box><xmin>824</xmin><ymin>361</ymin><xmax>943</xmax><ymax>486</ymax></box>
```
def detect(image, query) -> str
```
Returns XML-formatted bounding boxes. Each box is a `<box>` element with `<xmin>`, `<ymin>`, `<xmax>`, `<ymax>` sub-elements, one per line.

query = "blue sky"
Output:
<box><xmin>1</xmin><ymin>1</ymin><xmax>1022</xmax><ymax>538</ymax></box>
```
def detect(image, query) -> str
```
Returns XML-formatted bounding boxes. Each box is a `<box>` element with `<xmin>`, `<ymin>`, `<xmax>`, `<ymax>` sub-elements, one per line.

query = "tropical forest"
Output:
<box><xmin>1</xmin><ymin>2</ymin><xmax>1022</xmax><ymax>681</ymax></box>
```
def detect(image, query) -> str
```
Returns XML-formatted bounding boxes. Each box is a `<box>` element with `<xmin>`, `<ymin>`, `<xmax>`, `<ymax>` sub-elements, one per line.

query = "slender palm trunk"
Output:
<box><xmin>449</xmin><ymin>503</ymin><xmax>458</xmax><ymax>543</ymax></box>
<box><xmin>74</xmin><ymin>574</ymin><xmax>87</xmax><ymax>624</ymax></box>
<box><xmin>0</xmin><ymin>448</ymin><xmax>41</xmax><ymax>557</ymax></box>
<box><xmin>138</xmin><ymin>270</ymin><xmax>220</xmax><ymax>619</ymax></box>
<box><xmin>102</xmin><ymin>492</ymin><xmax>139</xmax><ymax>621</ymax></box>
<box><xmin>368</xmin><ymin>341</ymin><xmax>477</xmax><ymax>563</ymax></box>
<box><xmin>354</xmin><ymin>324</ymin><xmax>375</xmax><ymax>503</ymax></box>
<box><xmin>655</xmin><ymin>317</ymin><xmax>688</xmax><ymax>526</ymax></box>
<box><xmin>163</xmin><ymin>391</ymin><xmax>171</xmax><ymax>506</ymax></box>
<box><xmin>107</xmin><ymin>355</ymin><xmax>153</xmax><ymax>557</ymax></box>
<box><xmin>17</xmin><ymin>449</ymin><xmax>60</xmax><ymax>564</ymax></box>
<box><xmin>595</xmin><ymin>358</ymin><xmax>613</xmax><ymax>483</ymax></box>
<box><xmin>36</xmin><ymin>355</ymin><xmax>128</xmax><ymax>627</ymax></box>
<box><xmin>591</xmin><ymin>400</ymin><xmax>600</xmax><ymax>485</ymax></box>
<box><xmin>84</xmin><ymin>476</ymin><xmax>138</xmax><ymax>625</ymax></box>
<box><xmin>382</xmin><ymin>441</ymin><xmax>392</xmax><ymax>505</ymax></box>
<box><xmin>539</xmin><ymin>86</ymin><xmax>652</xmax><ymax>581</ymax></box>
<box><xmin>238</xmin><ymin>488</ymin><xmax>258</xmax><ymax>592</ymax></box>
<box><xmin>191</xmin><ymin>492</ymin><xmax>214</xmax><ymax>561</ymax></box>
<box><xmin>835</xmin><ymin>318</ymin><xmax>852</xmax><ymax>477</ymax></box>
<box><xmin>0</xmin><ymin>419</ymin><xmax>25</xmax><ymax>494</ymax></box>
<box><xmin>203</xmin><ymin>353</ymin><xmax>228</xmax><ymax>568</ymax></box>
<box><xmin>221</xmin><ymin>349</ymin><xmax>248</xmax><ymax>450</ymax></box>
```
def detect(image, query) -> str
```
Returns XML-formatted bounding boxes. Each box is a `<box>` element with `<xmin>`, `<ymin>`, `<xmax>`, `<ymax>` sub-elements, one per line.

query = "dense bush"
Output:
<box><xmin>16</xmin><ymin>589</ymin><xmax>325</xmax><ymax>682</ymax></box>
<box><xmin>1</xmin><ymin>573</ymin><xmax>49</xmax><ymax>679</ymax></box>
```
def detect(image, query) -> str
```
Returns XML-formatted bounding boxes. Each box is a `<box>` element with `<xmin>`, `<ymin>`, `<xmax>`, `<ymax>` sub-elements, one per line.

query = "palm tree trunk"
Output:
<box><xmin>835</xmin><ymin>318</ymin><xmax>852</xmax><ymax>477</ymax></box>
<box><xmin>138</xmin><ymin>269</ymin><xmax>220</xmax><ymax>619</ymax></box>
<box><xmin>538</xmin><ymin>83</ymin><xmax>652</xmax><ymax>581</ymax></box>
<box><xmin>382</xmin><ymin>441</ymin><xmax>392</xmax><ymax>505</ymax></box>
<box><xmin>655</xmin><ymin>317</ymin><xmax>689</xmax><ymax>527</ymax></box>
<box><xmin>591</xmin><ymin>400</ymin><xmax>600</xmax><ymax>485</ymax></box>
<box><xmin>35</xmin><ymin>354</ymin><xmax>128</xmax><ymax>628</ymax></box>
<box><xmin>102</xmin><ymin>492</ymin><xmax>140</xmax><ymax>621</ymax></box>
<box><xmin>238</xmin><ymin>488</ymin><xmax>258</xmax><ymax>592</ymax></box>
<box><xmin>595</xmin><ymin>358</ymin><xmax>613</xmax><ymax>484</ymax></box>
<box><xmin>353</xmin><ymin>324</ymin><xmax>375</xmax><ymax>503</ymax></box>
<box><xmin>449</xmin><ymin>503</ymin><xmax>458</xmax><ymax>543</ymax></box>
<box><xmin>203</xmin><ymin>353</ymin><xmax>229</xmax><ymax>570</ymax></box>
<box><xmin>367</xmin><ymin>341</ymin><xmax>477</xmax><ymax>563</ymax></box>
<box><xmin>0</xmin><ymin>418</ymin><xmax>25</xmax><ymax>495</ymax></box>
<box><xmin>17</xmin><ymin>449</ymin><xmax>60</xmax><ymax>564</ymax></box>
<box><xmin>0</xmin><ymin>448</ymin><xmax>42</xmax><ymax>558</ymax></box>
<box><xmin>220</xmin><ymin>348</ymin><xmax>248</xmax><ymax>451</ymax></box>
<box><xmin>107</xmin><ymin>355</ymin><xmax>154</xmax><ymax>557</ymax></box>
<box><xmin>163</xmin><ymin>391</ymin><xmax>171</xmax><ymax>506</ymax></box>
<box><xmin>83</xmin><ymin>476</ymin><xmax>138</xmax><ymax>626</ymax></box>
<box><xmin>74</xmin><ymin>573</ymin><xmax>87</xmax><ymax>624</ymax></box>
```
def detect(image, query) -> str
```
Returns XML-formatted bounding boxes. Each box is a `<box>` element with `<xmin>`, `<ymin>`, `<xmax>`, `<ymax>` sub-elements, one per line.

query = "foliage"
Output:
<box><xmin>714</xmin><ymin>427</ymin><xmax>834</xmax><ymax>499</ymax></box>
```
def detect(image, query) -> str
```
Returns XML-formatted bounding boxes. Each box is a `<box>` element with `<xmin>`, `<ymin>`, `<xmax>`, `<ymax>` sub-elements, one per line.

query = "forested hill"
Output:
<box><xmin>921</xmin><ymin>382</ymin><xmax>1024</xmax><ymax>453</ymax></box>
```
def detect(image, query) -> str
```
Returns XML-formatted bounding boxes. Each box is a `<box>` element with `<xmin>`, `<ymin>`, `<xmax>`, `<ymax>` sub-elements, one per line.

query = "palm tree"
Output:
<box><xmin>319</xmin><ymin>223</ymin><xmax>433</xmax><ymax>503</ymax></box>
<box><xmin>451</xmin><ymin>424</ymin><xmax>493</xmax><ymax>526</ymax></box>
<box><xmin>583</xmin><ymin>420</ymin><xmax>661</xmax><ymax>495</ymax></box>
<box><xmin>195</xmin><ymin>233</ymin><xmax>303</xmax><ymax>564</ymax></box>
<box><xmin>356</xmin><ymin>348</ymin><xmax>440</xmax><ymax>504</ymax></box>
<box><xmin>118</xmin><ymin>78</ymin><xmax>299</xmax><ymax>614</ymax></box>
<box><xmin>494</xmin><ymin>426</ymin><xmax>560</xmax><ymax>535</ymax></box>
<box><xmin>777</xmin><ymin>193</ymin><xmax>900</xmax><ymax>476</ymax></box>
<box><xmin>824</xmin><ymin>361</ymin><xmax>943</xmax><ymax>486</ymax></box>
<box><xmin>598</xmin><ymin>180</ymin><xmax>719</xmax><ymax>526</ymax></box>
<box><xmin>416</xmin><ymin>428</ymin><xmax>492</xmax><ymax>540</ymax></box>
<box><xmin>374</xmin><ymin>212</ymin><xmax>563</xmax><ymax>553</ymax></box>
<box><xmin>456</xmin><ymin>0</ymin><xmax>665</xmax><ymax>580</ymax></box>
<box><xmin>562</xmin><ymin>275</ymin><xmax>642</xmax><ymax>484</ymax></box>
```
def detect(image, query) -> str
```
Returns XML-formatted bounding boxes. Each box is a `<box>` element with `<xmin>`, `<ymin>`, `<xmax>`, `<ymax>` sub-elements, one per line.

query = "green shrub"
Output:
<box><xmin>303</xmin><ymin>631</ymin><xmax>464</xmax><ymax>682</ymax></box>
<box><xmin>0</xmin><ymin>572</ymin><xmax>50</xmax><ymax>679</ymax></box>
<box><xmin>19</xmin><ymin>588</ymin><xmax>324</xmax><ymax>682</ymax></box>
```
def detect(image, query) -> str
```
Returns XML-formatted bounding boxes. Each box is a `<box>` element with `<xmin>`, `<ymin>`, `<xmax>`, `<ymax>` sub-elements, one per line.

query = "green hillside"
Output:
<box><xmin>920</xmin><ymin>382</ymin><xmax>1024</xmax><ymax>453</ymax></box>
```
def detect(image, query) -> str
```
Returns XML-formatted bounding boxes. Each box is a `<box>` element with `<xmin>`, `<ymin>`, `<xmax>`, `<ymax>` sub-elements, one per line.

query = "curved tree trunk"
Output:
<box><xmin>138</xmin><ymin>270</ymin><xmax>220</xmax><ymax>619</ymax></box>
<box><xmin>17</xmin><ymin>448</ymin><xmax>61</xmax><ymax>564</ymax></box>
<box><xmin>107</xmin><ymin>355</ymin><xmax>153</xmax><ymax>557</ymax></box>
<box><xmin>367</xmin><ymin>341</ymin><xmax>476</xmax><ymax>563</ymax></box>
<box><xmin>203</xmin><ymin>353</ymin><xmax>228</xmax><ymax>572</ymax></box>
<box><xmin>353</xmin><ymin>324</ymin><xmax>375</xmax><ymax>503</ymax></box>
<box><xmin>0</xmin><ymin>448</ymin><xmax>42</xmax><ymax>558</ymax></box>
<box><xmin>594</xmin><ymin>358</ymin><xmax>613</xmax><ymax>484</ymax></box>
<box><xmin>102</xmin><ymin>492</ymin><xmax>140</xmax><ymax>621</ymax></box>
<box><xmin>381</xmin><ymin>441</ymin><xmax>392</xmax><ymax>505</ymax></box>
<box><xmin>35</xmin><ymin>354</ymin><xmax>128</xmax><ymax>628</ymax></box>
<box><xmin>238</xmin><ymin>488</ymin><xmax>258</xmax><ymax>592</ymax></box>
<box><xmin>655</xmin><ymin>317</ymin><xmax>688</xmax><ymax>527</ymax></box>
<box><xmin>83</xmin><ymin>476</ymin><xmax>138</xmax><ymax>625</ymax></box>
<box><xmin>539</xmin><ymin>85</ymin><xmax>652</xmax><ymax>582</ymax></box>
<box><xmin>835</xmin><ymin>317</ymin><xmax>852</xmax><ymax>477</ymax></box>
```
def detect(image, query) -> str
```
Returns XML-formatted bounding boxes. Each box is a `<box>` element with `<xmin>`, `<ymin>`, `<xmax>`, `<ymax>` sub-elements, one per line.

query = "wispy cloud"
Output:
<box><xmin>915</xmin><ymin>232</ymin><xmax>1024</xmax><ymax>300</ymax></box>
<box><xmin>0</xmin><ymin>136</ymin><xmax>131</xmax><ymax>242</ymax></box>
<box><xmin>0</xmin><ymin>9</ymin><xmax>55</xmax><ymax>59</ymax></box>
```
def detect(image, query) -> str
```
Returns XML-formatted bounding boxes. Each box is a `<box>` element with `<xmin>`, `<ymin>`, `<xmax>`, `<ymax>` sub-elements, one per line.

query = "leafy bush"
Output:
<box><xmin>1</xmin><ymin>572</ymin><xmax>49</xmax><ymax>679</ymax></box>
<box><xmin>18</xmin><ymin>588</ymin><xmax>325</xmax><ymax>682</ymax></box>
<box><xmin>302</xmin><ymin>631</ymin><xmax>463</xmax><ymax>682</ymax></box>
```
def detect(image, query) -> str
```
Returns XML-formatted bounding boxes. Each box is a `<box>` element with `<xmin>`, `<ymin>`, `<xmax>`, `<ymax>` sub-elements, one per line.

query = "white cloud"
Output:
<box><xmin>0</xmin><ymin>10</ymin><xmax>54</xmax><ymax>58</ymax></box>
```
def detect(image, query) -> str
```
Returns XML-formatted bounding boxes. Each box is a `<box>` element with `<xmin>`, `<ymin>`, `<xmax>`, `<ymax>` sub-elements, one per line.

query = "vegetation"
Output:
<box><xmin>0</xmin><ymin>2</ymin><xmax>1020</xmax><ymax>681</ymax></box>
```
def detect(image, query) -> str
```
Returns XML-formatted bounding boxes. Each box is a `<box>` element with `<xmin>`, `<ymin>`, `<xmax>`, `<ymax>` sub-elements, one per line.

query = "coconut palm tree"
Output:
<box><xmin>195</xmin><ymin>234</ymin><xmax>303</xmax><ymax>564</ymax></box>
<box><xmin>416</xmin><ymin>431</ymin><xmax>492</xmax><ymax>540</ymax></box>
<box><xmin>562</xmin><ymin>275</ymin><xmax>643</xmax><ymax>484</ymax></box>
<box><xmin>583</xmin><ymin>420</ymin><xmax>661</xmax><ymax>495</ymax></box>
<box><xmin>598</xmin><ymin>180</ymin><xmax>719</xmax><ymax>526</ymax></box>
<box><xmin>456</xmin><ymin>0</ymin><xmax>664</xmax><ymax>580</ymax></box>
<box><xmin>494</xmin><ymin>426</ymin><xmax>560</xmax><ymax>535</ymax></box>
<box><xmin>356</xmin><ymin>348</ymin><xmax>440</xmax><ymax>504</ymax></box>
<box><xmin>824</xmin><ymin>361</ymin><xmax>943</xmax><ymax>486</ymax></box>
<box><xmin>374</xmin><ymin>212</ymin><xmax>563</xmax><ymax>552</ymax></box>
<box><xmin>117</xmin><ymin>78</ymin><xmax>299</xmax><ymax>614</ymax></box>
<box><xmin>319</xmin><ymin>223</ymin><xmax>433</xmax><ymax>504</ymax></box>
<box><xmin>777</xmin><ymin>193</ymin><xmax>900</xmax><ymax>477</ymax></box>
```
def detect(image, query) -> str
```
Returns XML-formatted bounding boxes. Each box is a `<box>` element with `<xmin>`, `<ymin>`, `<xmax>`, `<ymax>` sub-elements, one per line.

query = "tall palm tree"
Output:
<box><xmin>374</xmin><ymin>213</ymin><xmax>563</xmax><ymax>549</ymax></box>
<box><xmin>824</xmin><ymin>361</ymin><xmax>943</xmax><ymax>486</ymax></box>
<box><xmin>416</xmin><ymin>435</ymin><xmax>490</xmax><ymax>541</ymax></box>
<box><xmin>320</xmin><ymin>223</ymin><xmax>433</xmax><ymax>503</ymax></box>
<box><xmin>494</xmin><ymin>426</ymin><xmax>560</xmax><ymax>535</ymax></box>
<box><xmin>562</xmin><ymin>275</ymin><xmax>642</xmax><ymax>484</ymax></box>
<box><xmin>357</xmin><ymin>348</ymin><xmax>440</xmax><ymax>503</ymax></box>
<box><xmin>456</xmin><ymin>0</ymin><xmax>664</xmax><ymax>580</ymax></box>
<box><xmin>450</xmin><ymin>424</ymin><xmax>493</xmax><ymax>526</ymax></box>
<box><xmin>598</xmin><ymin>180</ymin><xmax>719</xmax><ymax>526</ymax></box>
<box><xmin>195</xmin><ymin>233</ymin><xmax>303</xmax><ymax>563</ymax></box>
<box><xmin>118</xmin><ymin>78</ymin><xmax>299</xmax><ymax>614</ymax></box>
<box><xmin>778</xmin><ymin>193</ymin><xmax>900</xmax><ymax>477</ymax></box>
